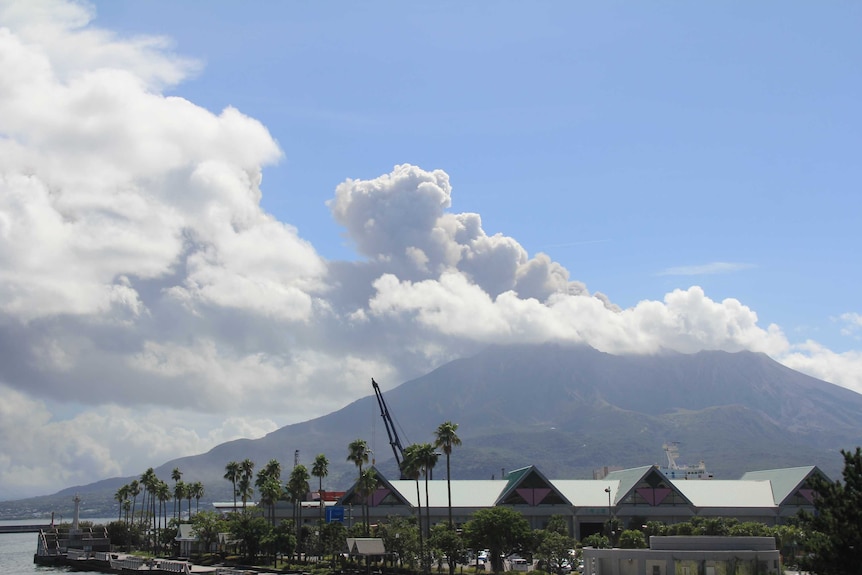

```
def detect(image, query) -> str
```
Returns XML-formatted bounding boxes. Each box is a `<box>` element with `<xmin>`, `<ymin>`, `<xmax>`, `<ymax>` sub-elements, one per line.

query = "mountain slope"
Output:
<box><xmin>3</xmin><ymin>343</ymin><xmax>860</xmax><ymax>519</ymax></box>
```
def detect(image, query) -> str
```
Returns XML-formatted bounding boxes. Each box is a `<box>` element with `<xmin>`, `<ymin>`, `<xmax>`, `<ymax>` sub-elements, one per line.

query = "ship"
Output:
<box><xmin>659</xmin><ymin>441</ymin><xmax>713</xmax><ymax>480</ymax></box>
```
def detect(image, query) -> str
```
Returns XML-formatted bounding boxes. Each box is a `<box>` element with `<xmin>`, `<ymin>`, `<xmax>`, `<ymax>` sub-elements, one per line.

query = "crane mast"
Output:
<box><xmin>372</xmin><ymin>378</ymin><xmax>408</xmax><ymax>479</ymax></box>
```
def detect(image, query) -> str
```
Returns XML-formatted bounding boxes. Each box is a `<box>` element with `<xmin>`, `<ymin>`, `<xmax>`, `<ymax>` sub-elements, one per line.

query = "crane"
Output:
<box><xmin>371</xmin><ymin>378</ymin><xmax>409</xmax><ymax>479</ymax></box>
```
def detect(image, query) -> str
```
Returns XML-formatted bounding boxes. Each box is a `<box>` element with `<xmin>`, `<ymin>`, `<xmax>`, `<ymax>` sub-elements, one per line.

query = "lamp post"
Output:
<box><xmin>604</xmin><ymin>487</ymin><xmax>611</xmax><ymax>517</ymax></box>
<box><xmin>604</xmin><ymin>487</ymin><xmax>612</xmax><ymax>542</ymax></box>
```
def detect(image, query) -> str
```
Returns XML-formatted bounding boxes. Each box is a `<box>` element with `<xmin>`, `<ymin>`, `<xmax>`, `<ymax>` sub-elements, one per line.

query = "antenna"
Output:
<box><xmin>663</xmin><ymin>442</ymin><xmax>680</xmax><ymax>470</ymax></box>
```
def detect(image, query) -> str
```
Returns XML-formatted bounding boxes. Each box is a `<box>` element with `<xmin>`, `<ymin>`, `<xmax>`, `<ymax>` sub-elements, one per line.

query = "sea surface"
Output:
<box><xmin>1</xmin><ymin>518</ymin><xmax>111</xmax><ymax>575</ymax></box>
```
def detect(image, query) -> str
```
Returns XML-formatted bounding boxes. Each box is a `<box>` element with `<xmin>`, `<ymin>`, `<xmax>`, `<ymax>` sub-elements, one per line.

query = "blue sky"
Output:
<box><xmin>0</xmin><ymin>0</ymin><xmax>860</xmax><ymax>499</ymax></box>
<box><xmin>94</xmin><ymin>0</ymin><xmax>861</xmax><ymax>350</ymax></box>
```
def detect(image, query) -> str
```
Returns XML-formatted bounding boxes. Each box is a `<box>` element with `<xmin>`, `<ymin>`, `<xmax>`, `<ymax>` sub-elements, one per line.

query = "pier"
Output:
<box><xmin>0</xmin><ymin>523</ymin><xmax>51</xmax><ymax>533</ymax></box>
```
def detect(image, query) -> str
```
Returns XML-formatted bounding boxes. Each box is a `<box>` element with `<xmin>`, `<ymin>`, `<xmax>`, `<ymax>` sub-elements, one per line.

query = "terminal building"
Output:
<box><xmin>331</xmin><ymin>463</ymin><xmax>825</xmax><ymax>540</ymax></box>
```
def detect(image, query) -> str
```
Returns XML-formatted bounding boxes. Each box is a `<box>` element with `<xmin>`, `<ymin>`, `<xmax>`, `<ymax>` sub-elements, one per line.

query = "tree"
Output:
<box><xmin>463</xmin><ymin>507</ymin><xmax>531</xmax><ymax>574</ymax></box>
<box><xmin>347</xmin><ymin>439</ymin><xmax>370</xmax><ymax>475</ymax></box>
<box><xmin>378</xmin><ymin>515</ymin><xmax>420</xmax><ymax>568</ymax></box>
<box><xmin>139</xmin><ymin>468</ymin><xmax>158</xmax><ymax>553</ymax></box>
<box><xmin>256</xmin><ymin>460</ymin><xmax>282</xmax><ymax>526</ymax></box>
<box><xmin>186</xmin><ymin>482</ymin><xmax>194</xmax><ymax>522</ymax></box>
<box><xmin>434</xmin><ymin>421</ymin><xmax>462</xmax><ymax>529</ymax></box>
<box><xmin>618</xmin><ymin>529</ymin><xmax>647</xmax><ymax>549</ymax></box>
<box><xmin>114</xmin><ymin>485</ymin><xmax>129</xmax><ymax>523</ymax></box>
<box><xmin>415</xmin><ymin>443</ymin><xmax>439</xmax><ymax>544</ymax></box>
<box><xmin>239</xmin><ymin>459</ymin><xmax>255</xmax><ymax>509</ymax></box>
<box><xmin>319</xmin><ymin>520</ymin><xmax>347</xmax><ymax>565</ymax></box>
<box><xmin>224</xmin><ymin>461</ymin><xmax>240</xmax><ymax>513</ymax></box>
<box><xmin>259</xmin><ymin>476</ymin><xmax>283</xmax><ymax>527</ymax></box>
<box><xmin>534</xmin><ymin>529</ymin><xmax>576</xmax><ymax>574</ymax></box>
<box><xmin>545</xmin><ymin>515</ymin><xmax>569</xmax><ymax>536</ymax></box>
<box><xmin>128</xmin><ymin>480</ymin><xmax>140</xmax><ymax>529</ymax></box>
<box><xmin>156</xmin><ymin>480</ymin><xmax>171</xmax><ymax>553</ymax></box>
<box><xmin>311</xmin><ymin>454</ymin><xmax>329</xmax><ymax>522</ymax></box>
<box><xmin>228</xmin><ymin>509</ymin><xmax>271</xmax><ymax>562</ymax></box>
<box><xmin>797</xmin><ymin>447</ymin><xmax>862</xmax><ymax>575</ymax></box>
<box><xmin>287</xmin><ymin>463</ymin><xmax>311</xmax><ymax>552</ymax></box>
<box><xmin>259</xmin><ymin>459</ymin><xmax>282</xmax><ymax>485</ymax></box>
<box><xmin>429</xmin><ymin>523</ymin><xmax>467</xmax><ymax>575</ymax></box>
<box><xmin>581</xmin><ymin>533</ymin><xmax>609</xmax><ymax>549</ymax></box>
<box><xmin>356</xmin><ymin>468</ymin><xmax>378</xmax><ymax>536</ymax></box>
<box><xmin>269</xmin><ymin>519</ymin><xmax>298</xmax><ymax>566</ymax></box>
<box><xmin>402</xmin><ymin>444</ymin><xmax>426</xmax><ymax>574</ymax></box>
<box><xmin>174</xmin><ymin>481</ymin><xmax>187</xmax><ymax>521</ymax></box>
<box><xmin>190</xmin><ymin>481</ymin><xmax>204</xmax><ymax>517</ymax></box>
<box><xmin>191</xmin><ymin>510</ymin><xmax>226</xmax><ymax>560</ymax></box>
<box><xmin>171</xmin><ymin>468</ymin><xmax>182</xmax><ymax>521</ymax></box>
<box><xmin>347</xmin><ymin>439</ymin><xmax>370</xmax><ymax>534</ymax></box>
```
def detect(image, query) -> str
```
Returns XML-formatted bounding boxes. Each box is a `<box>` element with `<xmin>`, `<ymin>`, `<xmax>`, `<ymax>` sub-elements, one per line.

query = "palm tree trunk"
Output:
<box><xmin>415</xmin><ymin>478</ymin><xmax>424</xmax><ymax>573</ymax></box>
<box><xmin>424</xmin><ymin>469</ymin><xmax>432</xmax><ymax>574</ymax></box>
<box><xmin>446</xmin><ymin>452</ymin><xmax>452</xmax><ymax>527</ymax></box>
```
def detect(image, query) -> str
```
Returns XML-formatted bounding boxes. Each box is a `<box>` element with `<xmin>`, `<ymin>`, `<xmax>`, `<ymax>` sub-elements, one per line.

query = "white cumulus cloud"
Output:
<box><xmin>1</xmin><ymin>0</ymin><xmax>861</xmax><ymax>500</ymax></box>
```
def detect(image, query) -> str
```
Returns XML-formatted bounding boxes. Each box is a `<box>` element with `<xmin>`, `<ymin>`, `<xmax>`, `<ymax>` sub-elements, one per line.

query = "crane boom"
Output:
<box><xmin>372</xmin><ymin>378</ymin><xmax>408</xmax><ymax>478</ymax></box>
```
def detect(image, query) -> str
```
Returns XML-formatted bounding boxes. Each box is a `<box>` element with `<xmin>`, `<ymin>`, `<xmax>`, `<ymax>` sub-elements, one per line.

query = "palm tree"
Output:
<box><xmin>402</xmin><ymin>444</ymin><xmax>425</xmax><ymax>574</ymax></box>
<box><xmin>311</xmin><ymin>454</ymin><xmax>329</xmax><ymax>522</ymax></box>
<box><xmin>434</xmin><ymin>421</ymin><xmax>462</xmax><ymax>527</ymax></box>
<box><xmin>186</xmin><ymin>483</ymin><xmax>193</xmax><ymax>520</ymax></box>
<box><xmin>171</xmin><ymin>468</ymin><xmax>182</xmax><ymax>521</ymax></box>
<box><xmin>224</xmin><ymin>461</ymin><xmax>240</xmax><ymax>512</ymax></box>
<box><xmin>415</xmin><ymin>443</ymin><xmax>438</xmax><ymax>540</ymax></box>
<box><xmin>255</xmin><ymin>460</ymin><xmax>281</xmax><ymax>526</ymax></box>
<box><xmin>347</xmin><ymin>439</ymin><xmax>370</xmax><ymax>475</ymax></box>
<box><xmin>156</xmin><ymin>480</ymin><xmax>170</xmax><ymax>554</ymax></box>
<box><xmin>174</xmin><ymin>481</ymin><xmax>186</xmax><ymax>521</ymax></box>
<box><xmin>115</xmin><ymin>485</ymin><xmax>129</xmax><ymax>523</ymax></box>
<box><xmin>191</xmin><ymin>481</ymin><xmax>204</xmax><ymax>516</ymax></box>
<box><xmin>260</xmin><ymin>459</ymin><xmax>282</xmax><ymax>483</ymax></box>
<box><xmin>139</xmin><ymin>468</ymin><xmax>158</xmax><ymax>554</ymax></box>
<box><xmin>259</xmin><ymin>476</ymin><xmax>283</xmax><ymax>526</ymax></box>
<box><xmin>356</xmin><ymin>468</ymin><xmax>378</xmax><ymax>536</ymax></box>
<box><xmin>123</xmin><ymin>499</ymin><xmax>131</xmax><ymax>525</ymax></box>
<box><xmin>287</xmin><ymin>464</ymin><xmax>310</xmax><ymax>552</ymax></box>
<box><xmin>237</xmin><ymin>476</ymin><xmax>254</xmax><ymax>510</ymax></box>
<box><xmin>239</xmin><ymin>459</ymin><xmax>255</xmax><ymax>509</ymax></box>
<box><xmin>128</xmin><ymin>480</ymin><xmax>140</xmax><ymax>528</ymax></box>
<box><xmin>347</xmin><ymin>439</ymin><xmax>370</xmax><ymax>532</ymax></box>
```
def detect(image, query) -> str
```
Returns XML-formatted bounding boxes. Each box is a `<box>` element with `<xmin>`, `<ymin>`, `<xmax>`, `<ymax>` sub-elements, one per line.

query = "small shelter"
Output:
<box><xmin>346</xmin><ymin>537</ymin><xmax>386</xmax><ymax>557</ymax></box>
<box><xmin>175</xmin><ymin>524</ymin><xmax>197</xmax><ymax>558</ymax></box>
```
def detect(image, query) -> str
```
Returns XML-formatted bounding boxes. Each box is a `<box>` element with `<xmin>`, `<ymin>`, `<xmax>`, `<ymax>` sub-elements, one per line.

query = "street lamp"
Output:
<box><xmin>604</xmin><ymin>487</ymin><xmax>613</xmax><ymax>541</ymax></box>
<box><xmin>604</xmin><ymin>487</ymin><xmax>612</xmax><ymax>517</ymax></box>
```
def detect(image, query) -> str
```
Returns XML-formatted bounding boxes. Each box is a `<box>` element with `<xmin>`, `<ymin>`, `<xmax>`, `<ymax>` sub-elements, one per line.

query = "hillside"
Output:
<box><xmin>3</xmin><ymin>343</ymin><xmax>859</xmax><ymax>519</ymax></box>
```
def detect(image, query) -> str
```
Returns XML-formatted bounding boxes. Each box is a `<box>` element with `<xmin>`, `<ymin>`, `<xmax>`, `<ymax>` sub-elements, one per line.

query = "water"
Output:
<box><xmin>0</xmin><ymin>519</ymin><xmax>112</xmax><ymax>575</ymax></box>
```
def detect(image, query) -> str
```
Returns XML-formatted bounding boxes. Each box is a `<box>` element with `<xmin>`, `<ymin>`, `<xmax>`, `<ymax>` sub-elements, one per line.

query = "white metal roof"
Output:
<box><xmin>388</xmin><ymin>479</ymin><xmax>508</xmax><ymax>508</ymax></box>
<box><xmin>670</xmin><ymin>480</ymin><xmax>776</xmax><ymax>508</ymax></box>
<box><xmin>553</xmin><ymin>480</ymin><xmax>621</xmax><ymax>507</ymax></box>
<box><xmin>739</xmin><ymin>466</ymin><xmax>818</xmax><ymax>505</ymax></box>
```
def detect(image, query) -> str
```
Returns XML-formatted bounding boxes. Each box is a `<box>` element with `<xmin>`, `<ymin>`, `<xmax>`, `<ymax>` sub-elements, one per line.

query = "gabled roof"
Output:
<box><xmin>554</xmin><ymin>480</ymin><xmax>621</xmax><ymax>508</ymax></box>
<box><xmin>495</xmin><ymin>465</ymin><xmax>572</xmax><ymax>506</ymax></box>
<box><xmin>605</xmin><ymin>465</ymin><xmax>694</xmax><ymax>507</ymax></box>
<box><xmin>739</xmin><ymin>466</ymin><xmax>824</xmax><ymax>505</ymax></box>
<box><xmin>340</xmin><ymin>468</ymin><xmax>412</xmax><ymax>507</ymax></box>
<box><xmin>388</xmin><ymin>479</ymin><xmax>507</xmax><ymax>508</ymax></box>
<box><xmin>603</xmin><ymin>466</ymin><xmax>655</xmax><ymax>504</ymax></box>
<box><xmin>672</xmin><ymin>480</ymin><xmax>776</xmax><ymax>508</ymax></box>
<box><xmin>175</xmin><ymin>523</ymin><xmax>196</xmax><ymax>541</ymax></box>
<box><xmin>346</xmin><ymin>537</ymin><xmax>386</xmax><ymax>555</ymax></box>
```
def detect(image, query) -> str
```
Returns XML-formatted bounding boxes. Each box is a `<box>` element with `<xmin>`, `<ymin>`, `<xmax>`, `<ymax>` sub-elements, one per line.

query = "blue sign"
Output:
<box><xmin>326</xmin><ymin>506</ymin><xmax>345</xmax><ymax>523</ymax></box>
